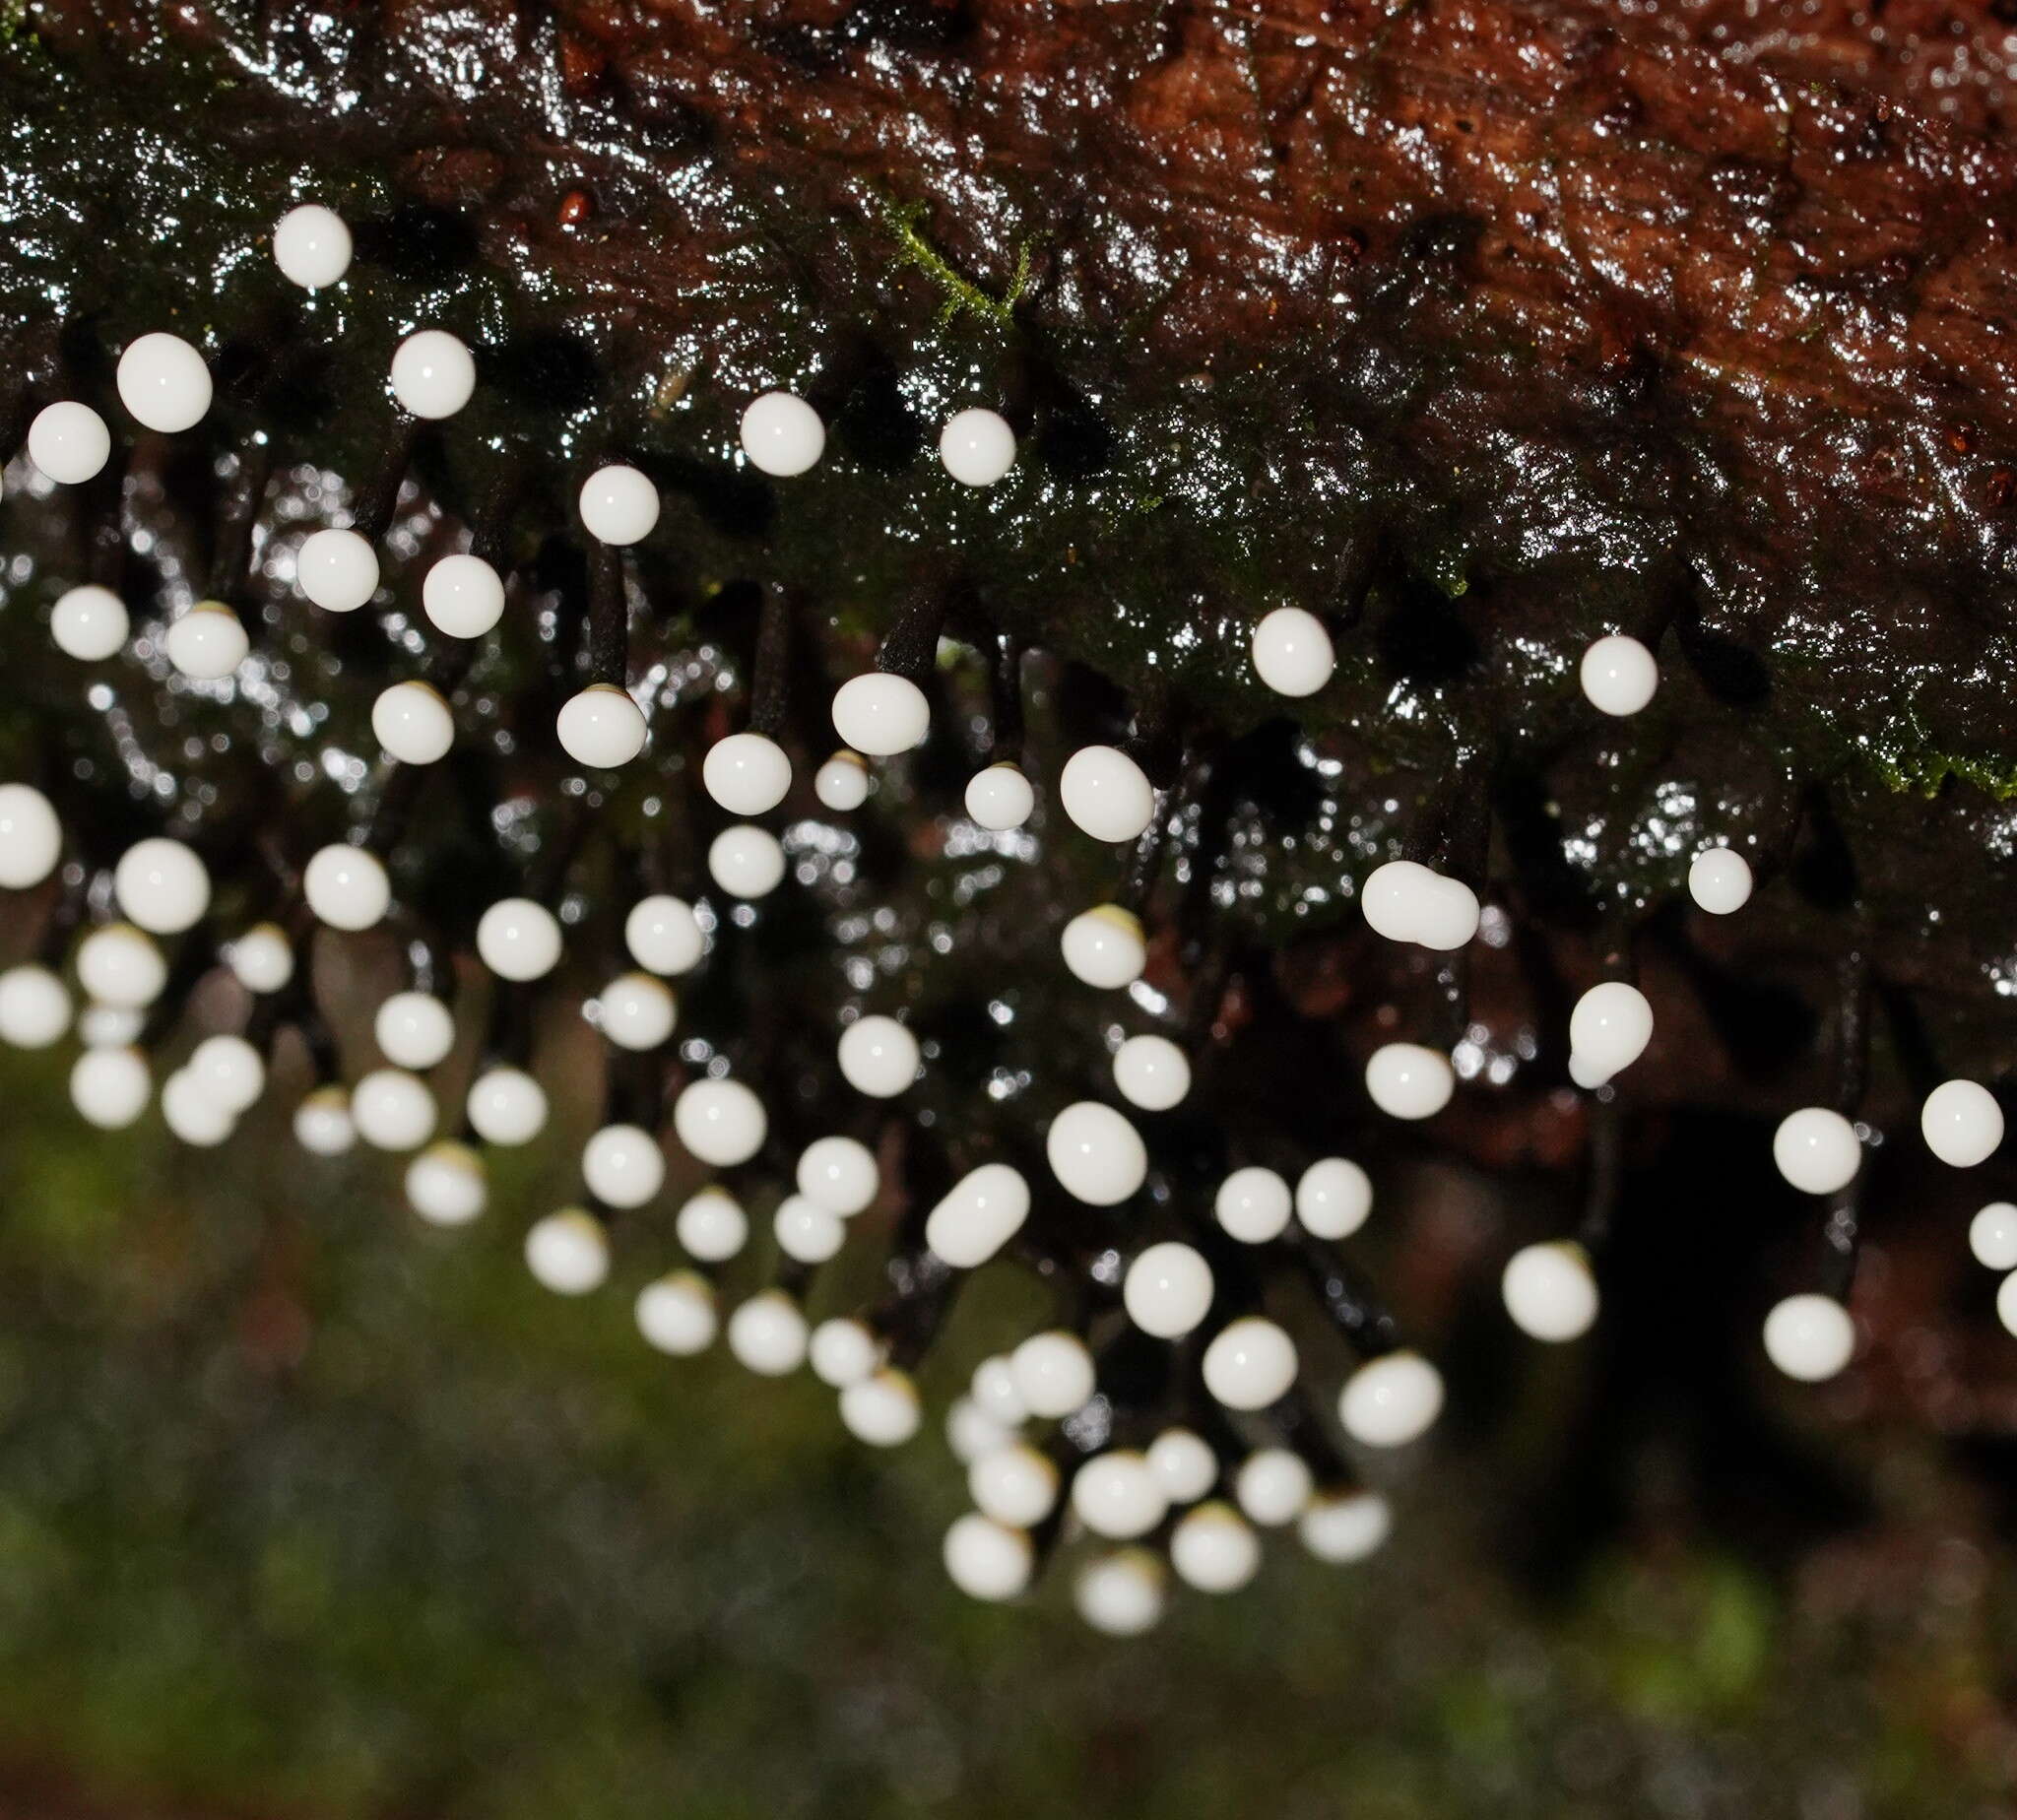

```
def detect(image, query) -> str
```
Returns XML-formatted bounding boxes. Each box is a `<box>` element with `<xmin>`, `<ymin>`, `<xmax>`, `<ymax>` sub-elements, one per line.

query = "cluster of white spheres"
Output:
<box><xmin>51</xmin><ymin>583</ymin><xmax>130</xmax><ymax>661</ymax></box>
<box><xmin>371</xmin><ymin>681</ymin><xmax>454</xmax><ymax>765</ymax></box>
<box><xmin>1920</xmin><ymin>1078</ymin><xmax>2004</xmax><ymax>1168</ymax></box>
<box><xmin>1688</xmin><ymin>846</ymin><xmax>1753</xmax><ymax>915</ymax></box>
<box><xmin>1215</xmin><ymin>1166</ymin><xmax>1293</xmax><ymax>1244</ymax></box>
<box><xmin>272</xmin><ymin>203</ymin><xmax>353</xmax><ymax>290</ymax></box>
<box><xmin>923</xmin><ymin>1163</ymin><xmax>1030</xmax><ymax>1268</ymax></box>
<box><xmin>1170</xmin><ymin>1504</ymin><xmax>1262</xmax><ymax>1593</ymax></box>
<box><xmin>1060</xmin><ymin>903</ymin><xmax>1145</xmax><ymax>989</ymax></box>
<box><xmin>76</xmin><ymin>924</ymin><xmax>166</xmax><ymax>1008</ymax></box>
<box><xmin>836</xmin><ymin>1014</ymin><xmax>919</xmax><ymax>1097</ymax></box>
<box><xmin>303</xmin><ymin>843</ymin><xmax>390</xmax><ymax>932</ymax></box>
<box><xmin>1122</xmin><ymin>1241</ymin><xmax>1215</xmax><ymax>1338</ymax></box>
<box><xmin>624</xmin><ymin>893</ymin><xmax>704</xmax><ymax>976</ymax></box>
<box><xmin>839</xmin><ymin>1370</ymin><xmax>922</xmax><ymax>1447</ymax></box>
<box><xmin>943</xmin><ymin>1514</ymin><xmax>1033</xmax><ymax>1602</ymax></box>
<box><xmin>706</xmin><ymin>824</ymin><xmax>786</xmax><ymax>898</ymax></box>
<box><xmin>963</xmin><ymin>761</ymin><xmax>1035</xmax><ymax>831</ymax></box>
<box><xmin>1111</xmin><ymin>1033</ymin><xmax>1190</xmax><ymax>1111</ymax></box>
<box><xmin>1579</xmin><ymin>633</ymin><xmax>1659</xmax><ymax>717</ymax></box>
<box><xmin>593</xmin><ymin>972</ymin><xmax>677</xmax><ymax>1051</ymax></box>
<box><xmin>740</xmin><ymin>391</ymin><xmax>825</xmax><ymax>477</ymax></box>
<box><xmin>295</xmin><ymin>527</ymin><xmax>380</xmax><ymax>612</ymax></box>
<box><xmin>1202</xmin><ymin>1317</ymin><xmax>1298</xmax><ymax>1410</ymax></box>
<box><xmin>1250</xmin><ymin>606</ymin><xmax>1335</xmax><ymax>697</ymax></box>
<box><xmin>1501</xmin><ymin>1241</ymin><xmax>1600</xmax><ymax>1342</ymax></box>
<box><xmin>676</xmin><ymin>1186</ymin><xmax>749</xmax><ymax>1262</ymax></box>
<box><xmin>577</xmin><ymin>464</ymin><xmax>659</xmax><ymax>546</ymax></box>
<box><xmin>557</xmin><ymin>683</ymin><xmax>648</xmax><ymax>769</ymax></box>
<box><xmin>702</xmin><ymin>733</ymin><xmax>792</xmax><ymax>815</ymax></box>
<box><xmin>1295</xmin><ymin>1156</ymin><xmax>1373</xmax><ymax>1240</ymax></box>
<box><xmin>525</xmin><ymin>1208</ymin><xmax>610</xmax><ymax>1295</ymax></box>
<box><xmin>1567</xmin><ymin>981</ymin><xmax>1654</xmax><ymax>1088</ymax></box>
<box><xmin>28</xmin><ymin>401</ymin><xmax>111</xmax><ymax>485</ymax></box>
<box><xmin>422</xmin><ymin>553</ymin><xmax>506</xmax><ymax>637</ymax></box>
<box><xmin>164</xmin><ymin>603</ymin><xmax>249</xmax><ymax>680</ymax></box>
<box><xmin>673</xmin><ymin>1077</ymin><xmax>767</xmax><ymax>1166</ymax></box>
<box><xmin>0</xmin><ymin>965</ymin><xmax>71</xmax><ymax>1047</ymax></box>
<box><xmin>813</xmin><ymin>750</ymin><xmax>871</xmax><ymax>811</ymax></box>
<box><xmin>1337</xmin><ymin>1350</ymin><xmax>1445</xmax><ymax>1447</ymax></box>
<box><xmin>1058</xmin><ymin>745</ymin><xmax>1155</xmax><ymax>844</ymax></box>
<box><xmin>1762</xmin><ymin>1292</ymin><xmax>1855</xmax><ymax>1382</ymax></box>
<box><xmin>466</xmin><ymin>1067</ymin><xmax>548</xmax><ymax>1145</ymax></box>
<box><xmin>830</xmin><ymin>673</ymin><xmax>931</xmax><ymax>756</ymax></box>
<box><xmin>405</xmin><ymin>1143</ymin><xmax>487</xmax><ymax>1228</ymax></box>
<box><xmin>1772</xmin><ymin>1106</ymin><xmax>1861</xmax><ymax>1196</ymax></box>
<box><xmin>1045</xmin><ymin>1100</ymin><xmax>1147</xmax><ymax>1205</ymax></box>
<box><xmin>389</xmin><ymin>329</ymin><xmax>476</xmax><ymax>420</ymax></box>
<box><xmin>635</xmin><ymin>1271</ymin><xmax>718</xmax><ymax>1356</ymax></box>
<box><xmin>0</xmin><ymin>784</ymin><xmax>61</xmax><ymax>887</ymax></box>
<box><xmin>938</xmin><ymin>408</ymin><xmax>1017</xmax><ymax>488</ymax></box>
<box><xmin>1074</xmin><ymin>1550</ymin><xmax>1165</xmax><ymax>1636</ymax></box>
<box><xmin>581</xmin><ymin>1124</ymin><xmax>665</xmax><ymax>1208</ymax></box>
<box><xmin>1364</xmin><ymin>1042</ymin><xmax>1455</xmax><ymax>1121</ymax></box>
<box><xmin>1360</xmin><ymin>860</ymin><xmax>1480</xmax><ymax>951</ymax></box>
<box><xmin>350</xmin><ymin>1068</ymin><xmax>437</xmax><ymax>1151</ymax></box>
<box><xmin>796</xmin><ymin>1135</ymin><xmax>879</xmax><ymax>1215</ymax></box>
<box><xmin>727</xmin><ymin>1290</ymin><xmax>809</xmax><ymax>1376</ymax></box>
<box><xmin>116</xmin><ymin>333</ymin><xmax>211</xmax><ymax>433</ymax></box>
<box><xmin>1072</xmin><ymin>1451</ymin><xmax>1169</xmax><ymax>1539</ymax></box>
<box><xmin>1009</xmin><ymin>1330</ymin><xmax>1096</xmax><ymax>1418</ymax></box>
<box><xmin>476</xmin><ymin>898</ymin><xmax>561</xmax><ymax>981</ymax></box>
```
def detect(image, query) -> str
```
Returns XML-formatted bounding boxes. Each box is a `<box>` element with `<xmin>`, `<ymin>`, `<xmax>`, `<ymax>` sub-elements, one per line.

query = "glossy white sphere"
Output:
<box><xmin>837</xmin><ymin>1014</ymin><xmax>919</xmax><ymax>1098</ymax></box>
<box><xmin>1045</xmin><ymin>1100</ymin><xmax>1147</xmax><ymax>1205</ymax></box>
<box><xmin>112</xmin><ymin>837</ymin><xmax>210</xmax><ymax>935</ymax></box>
<box><xmin>188</xmin><ymin>1033</ymin><xmax>265</xmax><ymax>1114</ymax></box>
<box><xmin>813</xmin><ymin>749</ymin><xmax>871</xmax><ymax>810</ymax></box>
<box><xmin>422</xmin><ymin>553</ymin><xmax>506</xmax><ymax>638</ymax></box>
<box><xmin>272</xmin><ymin>204</ymin><xmax>352</xmax><ymax>289</ymax></box>
<box><xmin>405</xmin><ymin>1142</ymin><xmax>488</xmax><ymax>1228</ymax></box>
<box><xmin>1502</xmin><ymin>1241</ymin><xmax>1600</xmax><ymax>1341</ymax></box>
<box><xmin>1361</xmin><ymin>859</ymin><xmax>1479</xmax><ymax>951</ymax></box>
<box><xmin>556</xmin><ymin>683</ymin><xmax>647</xmax><ymax>769</ymax></box>
<box><xmin>1295</xmin><ymin>1156</ymin><xmax>1373</xmax><ymax>1240</ymax></box>
<box><xmin>740</xmin><ymin>391</ymin><xmax>826</xmax><ymax>477</ymax></box>
<box><xmin>706</xmin><ymin>824</ymin><xmax>786</xmax><ymax>899</ymax></box>
<box><xmin>1146</xmin><ymin>1428</ymin><xmax>1218</xmax><ymax>1505</ymax></box>
<box><xmin>625</xmin><ymin>895</ymin><xmax>704</xmax><ymax>976</ymax></box>
<box><xmin>636</xmin><ymin>1272</ymin><xmax>717</xmax><ymax>1356</ymax></box>
<box><xmin>840</xmin><ymin>1369</ymin><xmax>922</xmax><ymax>1447</ymax></box>
<box><xmin>593</xmin><ymin>972</ymin><xmax>676</xmax><ymax>1053</ymax></box>
<box><xmin>1073</xmin><ymin>1451</ymin><xmax>1168</xmax><ymax>1540</ymax></box>
<box><xmin>1969</xmin><ymin>1202</ymin><xmax>2017</xmax><ymax>1271</ymax></box>
<box><xmin>1580</xmin><ymin>633</ymin><xmax>1659</xmax><ymax>716</ymax></box>
<box><xmin>75</xmin><ymin>924</ymin><xmax>165</xmax><ymax>1008</ymax></box>
<box><xmin>726</xmin><ymin>1291</ymin><xmax>808</xmax><ymax>1376</ymax></box>
<box><xmin>116</xmin><ymin>333</ymin><xmax>210</xmax><ymax>433</ymax></box>
<box><xmin>1112</xmin><ymin>1033</ymin><xmax>1190</xmax><ymax>1111</ymax></box>
<box><xmin>296</xmin><ymin>528</ymin><xmax>380</xmax><ymax>613</ymax></box>
<box><xmin>0</xmin><ymin>784</ymin><xmax>61</xmax><ymax>888</ymax></box>
<box><xmin>1688</xmin><ymin>846</ymin><xmax>1753</xmax><ymax>915</ymax></box>
<box><xmin>1122</xmin><ymin>1241</ymin><xmax>1215</xmax><ymax>1338</ymax></box>
<box><xmin>465</xmin><ymin>1068</ymin><xmax>547</xmax><ymax>1146</ymax></box>
<box><xmin>524</xmin><ymin>1208</ymin><xmax>609</xmax><ymax>1295</ymax></box>
<box><xmin>1171</xmin><ymin>1503</ymin><xmax>1262</xmax><ymax>1593</ymax></box>
<box><xmin>1762</xmin><ymin>1292</ymin><xmax>1856</xmax><ymax>1383</ymax></box>
<box><xmin>703</xmin><ymin>732</ymin><xmax>792</xmax><ymax>815</ymax></box>
<box><xmin>925</xmin><ymin>1162</ymin><xmax>1031</xmax><ymax>1268</ymax></box>
<box><xmin>351</xmin><ymin>1069</ymin><xmax>437</xmax><ymax>1151</ymax></box>
<box><xmin>964</xmin><ymin>762</ymin><xmax>1035</xmax><ymax>830</ymax></box>
<box><xmin>773</xmin><ymin>1195</ymin><xmax>845</xmax><ymax>1264</ymax></box>
<box><xmin>29</xmin><ymin>401</ymin><xmax>110</xmax><ymax>485</ymax></box>
<box><xmin>1251</xmin><ymin>606</ymin><xmax>1335</xmax><ymax>697</ymax></box>
<box><xmin>293</xmin><ymin>1087</ymin><xmax>356</xmax><ymax>1156</ymax></box>
<box><xmin>162</xmin><ymin>1070</ymin><xmax>233</xmax><ymax>1146</ymax></box>
<box><xmin>49</xmin><ymin>584</ymin><xmax>129</xmax><ymax>661</ymax></box>
<box><xmin>798</xmin><ymin>1135</ymin><xmax>878</xmax><ymax>1214</ymax></box>
<box><xmin>164</xmin><ymin>603</ymin><xmax>248</xmax><ymax>679</ymax></box>
<box><xmin>303</xmin><ymin>844</ymin><xmax>390</xmax><ymax>932</ymax></box>
<box><xmin>1203</xmin><ymin>1317</ymin><xmax>1298</xmax><ymax>1410</ymax></box>
<box><xmin>676</xmin><ymin>1187</ymin><xmax>749</xmax><ymax>1263</ymax></box>
<box><xmin>1060</xmin><ymin>904</ymin><xmax>1145</xmax><ymax>989</ymax></box>
<box><xmin>1074</xmin><ymin>1550</ymin><xmax>1165</xmax><ymax>1637</ymax></box>
<box><xmin>1365</xmin><ymin>1043</ymin><xmax>1454</xmax><ymax>1121</ymax></box>
<box><xmin>1568</xmin><ymin>981</ymin><xmax>1654</xmax><ymax>1087</ymax></box>
<box><xmin>1772</xmin><ymin>1107</ymin><xmax>1861</xmax><ymax>1196</ymax></box>
<box><xmin>831</xmin><ymin>673</ymin><xmax>931</xmax><ymax>756</ymax></box>
<box><xmin>581</xmin><ymin>1124</ymin><xmax>665</xmax><ymax>1209</ymax></box>
<box><xmin>1338</xmin><ymin>1350</ymin><xmax>1445</xmax><ymax>1447</ymax></box>
<box><xmin>374</xmin><ymin>992</ymin><xmax>455</xmax><ymax>1071</ymax></box>
<box><xmin>1921</xmin><ymin>1078</ymin><xmax>2004</xmax><ymax>1168</ymax></box>
<box><xmin>577</xmin><ymin>464</ymin><xmax>659</xmax><ymax>546</ymax></box>
<box><xmin>1058</xmin><ymin>745</ymin><xmax>1154</xmax><ymax>844</ymax></box>
<box><xmin>970</xmin><ymin>1355</ymin><xmax>1028</xmax><ymax>1426</ymax></box>
<box><xmin>476</xmin><ymin>898</ymin><xmax>561</xmax><ymax>982</ymax></box>
<box><xmin>1215</xmin><ymin>1166</ymin><xmax>1292</xmax><ymax>1244</ymax></box>
<box><xmin>69</xmin><ymin>1045</ymin><xmax>151</xmax><ymax>1130</ymax></box>
<box><xmin>943</xmin><ymin>1515</ymin><xmax>1032</xmax><ymax>1602</ymax></box>
<box><xmin>970</xmin><ymin>1444</ymin><xmax>1058</xmax><ymax>1528</ymax></box>
<box><xmin>808</xmin><ymin>1317</ymin><xmax>881</xmax><ymax>1389</ymax></box>
<box><xmin>1300</xmin><ymin>1490</ymin><xmax>1393</xmax><ymax>1564</ymax></box>
<box><xmin>371</xmin><ymin>681</ymin><xmax>454</xmax><ymax>765</ymax></box>
<box><xmin>1010</xmin><ymin>1330</ymin><xmax>1095</xmax><ymax>1418</ymax></box>
<box><xmin>0</xmin><ymin>965</ymin><xmax>71</xmax><ymax>1047</ymax></box>
<box><xmin>938</xmin><ymin>407</ymin><xmax>1016</xmax><ymax>487</ymax></box>
<box><xmin>673</xmin><ymin>1077</ymin><xmax>767</xmax><ymax>1166</ymax></box>
<box><xmin>389</xmin><ymin>329</ymin><xmax>475</xmax><ymax>420</ymax></box>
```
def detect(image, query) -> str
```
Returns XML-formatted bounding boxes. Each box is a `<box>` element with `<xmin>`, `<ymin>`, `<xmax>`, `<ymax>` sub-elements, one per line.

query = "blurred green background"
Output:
<box><xmin>0</xmin><ymin>1048</ymin><xmax>2010</xmax><ymax>1820</ymax></box>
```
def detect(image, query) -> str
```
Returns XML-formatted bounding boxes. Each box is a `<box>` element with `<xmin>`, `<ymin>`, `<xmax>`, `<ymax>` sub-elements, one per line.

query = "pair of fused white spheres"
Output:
<box><xmin>1579</xmin><ymin>633</ymin><xmax>1659</xmax><ymax>717</ymax></box>
<box><xmin>1567</xmin><ymin>981</ymin><xmax>1654</xmax><ymax>1089</ymax></box>
<box><xmin>924</xmin><ymin>1163</ymin><xmax>1030</xmax><ymax>1269</ymax></box>
<box><xmin>1361</xmin><ymin>860</ymin><xmax>1479</xmax><ymax>952</ymax></box>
